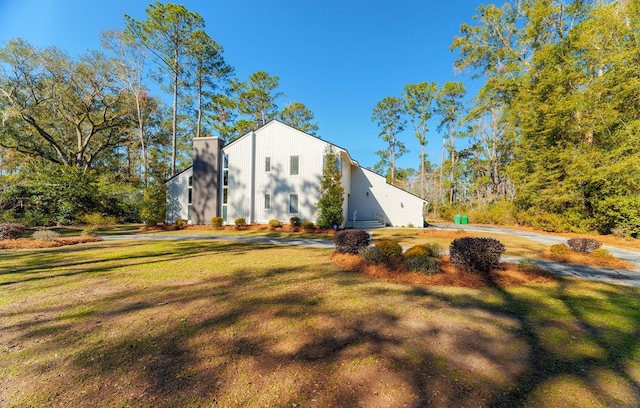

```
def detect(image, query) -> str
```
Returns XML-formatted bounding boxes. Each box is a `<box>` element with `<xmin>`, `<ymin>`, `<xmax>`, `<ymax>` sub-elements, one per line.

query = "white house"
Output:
<box><xmin>166</xmin><ymin>120</ymin><xmax>426</xmax><ymax>228</ymax></box>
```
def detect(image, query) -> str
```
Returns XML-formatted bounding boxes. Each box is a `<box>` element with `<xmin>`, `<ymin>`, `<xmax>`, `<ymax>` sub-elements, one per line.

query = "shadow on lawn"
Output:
<box><xmin>2</xmin><ymin>243</ymin><xmax>640</xmax><ymax>407</ymax></box>
<box><xmin>0</xmin><ymin>240</ymin><xmax>274</xmax><ymax>286</ymax></box>
<box><xmin>405</xmin><ymin>277</ymin><xmax>640</xmax><ymax>407</ymax></box>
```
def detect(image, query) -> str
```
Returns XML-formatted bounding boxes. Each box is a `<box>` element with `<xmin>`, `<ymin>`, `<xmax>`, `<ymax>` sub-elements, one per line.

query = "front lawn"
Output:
<box><xmin>1</xmin><ymin>239</ymin><xmax>639</xmax><ymax>407</ymax></box>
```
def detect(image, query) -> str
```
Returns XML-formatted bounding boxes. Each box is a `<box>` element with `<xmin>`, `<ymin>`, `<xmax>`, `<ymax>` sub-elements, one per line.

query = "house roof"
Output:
<box><xmin>224</xmin><ymin>119</ymin><xmax>360</xmax><ymax>167</ymax></box>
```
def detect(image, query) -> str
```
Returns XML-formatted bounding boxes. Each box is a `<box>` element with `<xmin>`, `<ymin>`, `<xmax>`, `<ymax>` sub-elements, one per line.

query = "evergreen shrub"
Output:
<box><xmin>405</xmin><ymin>243</ymin><xmax>441</xmax><ymax>259</ymax></box>
<box><xmin>549</xmin><ymin>243</ymin><xmax>571</xmax><ymax>254</ymax></box>
<box><xmin>358</xmin><ymin>245</ymin><xmax>386</xmax><ymax>264</ymax></box>
<box><xmin>32</xmin><ymin>229</ymin><xmax>61</xmax><ymax>241</ymax></box>
<box><xmin>80</xmin><ymin>212</ymin><xmax>116</xmax><ymax>226</ymax></box>
<box><xmin>0</xmin><ymin>223</ymin><xmax>26</xmax><ymax>240</ymax></box>
<box><xmin>175</xmin><ymin>219</ymin><xmax>188</xmax><ymax>229</ymax></box>
<box><xmin>334</xmin><ymin>229</ymin><xmax>370</xmax><ymax>254</ymax></box>
<box><xmin>449</xmin><ymin>237</ymin><xmax>505</xmax><ymax>274</ymax></box>
<box><xmin>211</xmin><ymin>216</ymin><xmax>223</xmax><ymax>227</ymax></box>
<box><xmin>374</xmin><ymin>239</ymin><xmax>403</xmax><ymax>259</ymax></box>
<box><xmin>405</xmin><ymin>255</ymin><xmax>440</xmax><ymax>275</ymax></box>
<box><xmin>290</xmin><ymin>216</ymin><xmax>301</xmax><ymax>227</ymax></box>
<box><xmin>268</xmin><ymin>219</ymin><xmax>282</xmax><ymax>228</ymax></box>
<box><xmin>234</xmin><ymin>218</ymin><xmax>247</xmax><ymax>228</ymax></box>
<box><xmin>566</xmin><ymin>238</ymin><xmax>602</xmax><ymax>253</ymax></box>
<box><xmin>81</xmin><ymin>226</ymin><xmax>98</xmax><ymax>237</ymax></box>
<box><xmin>301</xmin><ymin>221</ymin><xmax>315</xmax><ymax>230</ymax></box>
<box><xmin>591</xmin><ymin>247</ymin><xmax>613</xmax><ymax>258</ymax></box>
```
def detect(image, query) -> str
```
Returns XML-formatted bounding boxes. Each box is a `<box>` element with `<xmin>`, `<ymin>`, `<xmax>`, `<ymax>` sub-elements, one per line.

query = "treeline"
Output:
<box><xmin>0</xmin><ymin>1</ymin><xmax>317</xmax><ymax>226</ymax></box>
<box><xmin>1</xmin><ymin>1</ymin><xmax>638</xmax><ymax>237</ymax></box>
<box><xmin>372</xmin><ymin>0</ymin><xmax>640</xmax><ymax>237</ymax></box>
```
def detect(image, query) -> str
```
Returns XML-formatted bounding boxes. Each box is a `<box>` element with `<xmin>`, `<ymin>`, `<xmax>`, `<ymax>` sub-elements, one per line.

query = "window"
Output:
<box><xmin>289</xmin><ymin>194</ymin><xmax>299</xmax><ymax>214</ymax></box>
<box><xmin>188</xmin><ymin>176</ymin><xmax>193</xmax><ymax>220</ymax></box>
<box><xmin>290</xmin><ymin>155</ymin><xmax>299</xmax><ymax>176</ymax></box>
<box><xmin>265</xmin><ymin>157</ymin><xmax>271</xmax><ymax>172</ymax></box>
<box><xmin>264</xmin><ymin>194</ymin><xmax>271</xmax><ymax>210</ymax></box>
<box><xmin>222</xmin><ymin>154</ymin><xmax>229</xmax><ymax>221</ymax></box>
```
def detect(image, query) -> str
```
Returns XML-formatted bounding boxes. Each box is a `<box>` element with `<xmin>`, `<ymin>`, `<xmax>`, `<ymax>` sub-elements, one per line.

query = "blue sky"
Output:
<box><xmin>0</xmin><ymin>0</ymin><xmax>486</xmax><ymax>171</ymax></box>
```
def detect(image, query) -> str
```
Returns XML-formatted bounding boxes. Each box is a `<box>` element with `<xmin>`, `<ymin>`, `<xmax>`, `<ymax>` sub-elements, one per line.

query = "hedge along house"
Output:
<box><xmin>166</xmin><ymin>120</ymin><xmax>426</xmax><ymax>228</ymax></box>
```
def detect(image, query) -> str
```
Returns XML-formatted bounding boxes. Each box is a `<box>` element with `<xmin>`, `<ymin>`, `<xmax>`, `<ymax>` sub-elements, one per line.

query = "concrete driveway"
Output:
<box><xmin>103</xmin><ymin>226</ymin><xmax>640</xmax><ymax>288</ymax></box>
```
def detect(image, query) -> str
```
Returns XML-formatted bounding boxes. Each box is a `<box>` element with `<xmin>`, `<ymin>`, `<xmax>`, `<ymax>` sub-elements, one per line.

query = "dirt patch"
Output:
<box><xmin>0</xmin><ymin>236</ymin><xmax>102</xmax><ymax>250</ymax></box>
<box><xmin>331</xmin><ymin>252</ymin><xmax>557</xmax><ymax>288</ymax></box>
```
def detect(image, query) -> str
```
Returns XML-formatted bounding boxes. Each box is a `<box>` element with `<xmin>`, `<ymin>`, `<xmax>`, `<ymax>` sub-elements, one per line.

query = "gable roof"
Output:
<box><xmin>225</xmin><ymin>119</ymin><xmax>360</xmax><ymax>167</ymax></box>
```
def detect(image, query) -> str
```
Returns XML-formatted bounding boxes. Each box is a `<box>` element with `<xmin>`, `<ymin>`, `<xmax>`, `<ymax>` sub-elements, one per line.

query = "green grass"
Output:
<box><xmin>1</xmin><ymin>239</ymin><xmax>639</xmax><ymax>407</ymax></box>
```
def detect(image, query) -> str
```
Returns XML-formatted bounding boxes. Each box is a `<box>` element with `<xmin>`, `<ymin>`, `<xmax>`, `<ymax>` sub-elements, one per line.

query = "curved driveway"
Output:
<box><xmin>103</xmin><ymin>226</ymin><xmax>640</xmax><ymax>288</ymax></box>
<box><xmin>430</xmin><ymin>224</ymin><xmax>640</xmax><ymax>288</ymax></box>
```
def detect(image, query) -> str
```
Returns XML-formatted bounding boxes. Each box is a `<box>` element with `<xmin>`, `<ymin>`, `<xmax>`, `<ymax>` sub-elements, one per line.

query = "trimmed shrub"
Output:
<box><xmin>374</xmin><ymin>239</ymin><xmax>403</xmax><ymax>259</ymax></box>
<box><xmin>175</xmin><ymin>218</ymin><xmax>188</xmax><ymax>229</ymax></box>
<box><xmin>567</xmin><ymin>238</ymin><xmax>602</xmax><ymax>253</ymax></box>
<box><xmin>0</xmin><ymin>223</ymin><xmax>26</xmax><ymax>240</ymax></box>
<box><xmin>290</xmin><ymin>216</ymin><xmax>301</xmax><ymax>227</ymax></box>
<box><xmin>591</xmin><ymin>247</ymin><xmax>613</xmax><ymax>258</ymax></box>
<box><xmin>358</xmin><ymin>245</ymin><xmax>386</xmax><ymax>264</ymax></box>
<box><xmin>405</xmin><ymin>255</ymin><xmax>440</xmax><ymax>275</ymax></box>
<box><xmin>335</xmin><ymin>229</ymin><xmax>370</xmax><ymax>254</ymax></box>
<box><xmin>234</xmin><ymin>218</ymin><xmax>247</xmax><ymax>228</ymax></box>
<box><xmin>550</xmin><ymin>243</ymin><xmax>571</xmax><ymax>255</ymax></box>
<box><xmin>211</xmin><ymin>216</ymin><xmax>223</xmax><ymax>227</ymax></box>
<box><xmin>32</xmin><ymin>229</ymin><xmax>61</xmax><ymax>241</ymax></box>
<box><xmin>301</xmin><ymin>221</ymin><xmax>315</xmax><ymax>230</ymax></box>
<box><xmin>449</xmin><ymin>237</ymin><xmax>505</xmax><ymax>274</ymax></box>
<box><xmin>405</xmin><ymin>243</ymin><xmax>441</xmax><ymax>259</ymax></box>
<box><xmin>268</xmin><ymin>219</ymin><xmax>282</xmax><ymax>228</ymax></box>
<box><xmin>81</xmin><ymin>226</ymin><xmax>98</xmax><ymax>237</ymax></box>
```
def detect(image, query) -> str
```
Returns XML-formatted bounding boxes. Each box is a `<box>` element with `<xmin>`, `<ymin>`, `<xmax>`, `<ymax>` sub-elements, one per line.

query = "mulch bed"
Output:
<box><xmin>331</xmin><ymin>252</ymin><xmax>557</xmax><ymax>288</ymax></box>
<box><xmin>144</xmin><ymin>223</ymin><xmax>336</xmax><ymax>234</ymax></box>
<box><xmin>0</xmin><ymin>236</ymin><xmax>103</xmax><ymax>250</ymax></box>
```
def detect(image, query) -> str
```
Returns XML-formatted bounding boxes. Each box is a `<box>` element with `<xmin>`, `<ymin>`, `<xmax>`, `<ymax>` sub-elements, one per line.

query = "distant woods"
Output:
<box><xmin>372</xmin><ymin>0</ymin><xmax>640</xmax><ymax>237</ymax></box>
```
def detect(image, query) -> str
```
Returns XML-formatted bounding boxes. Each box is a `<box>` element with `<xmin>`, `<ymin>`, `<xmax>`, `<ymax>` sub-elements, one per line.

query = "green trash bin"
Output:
<box><xmin>461</xmin><ymin>215</ymin><xmax>469</xmax><ymax>225</ymax></box>
<box><xmin>454</xmin><ymin>214</ymin><xmax>461</xmax><ymax>225</ymax></box>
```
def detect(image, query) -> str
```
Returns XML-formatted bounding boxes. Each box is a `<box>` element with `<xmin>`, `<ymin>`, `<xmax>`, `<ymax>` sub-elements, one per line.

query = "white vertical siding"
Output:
<box><xmin>349</xmin><ymin>167</ymin><xmax>425</xmax><ymax>227</ymax></box>
<box><xmin>221</xmin><ymin>122</ymin><xmax>329</xmax><ymax>225</ymax></box>
<box><xmin>165</xmin><ymin>167</ymin><xmax>192</xmax><ymax>223</ymax></box>
<box><xmin>222</xmin><ymin>135</ymin><xmax>253</xmax><ymax>223</ymax></box>
<box><xmin>339</xmin><ymin>150</ymin><xmax>351</xmax><ymax>227</ymax></box>
<box><xmin>252</xmin><ymin>122</ymin><xmax>327</xmax><ymax>224</ymax></box>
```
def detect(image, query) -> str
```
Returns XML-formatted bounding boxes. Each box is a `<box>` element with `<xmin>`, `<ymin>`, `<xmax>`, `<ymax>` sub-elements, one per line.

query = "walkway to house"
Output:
<box><xmin>102</xmin><ymin>226</ymin><xmax>640</xmax><ymax>288</ymax></box>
